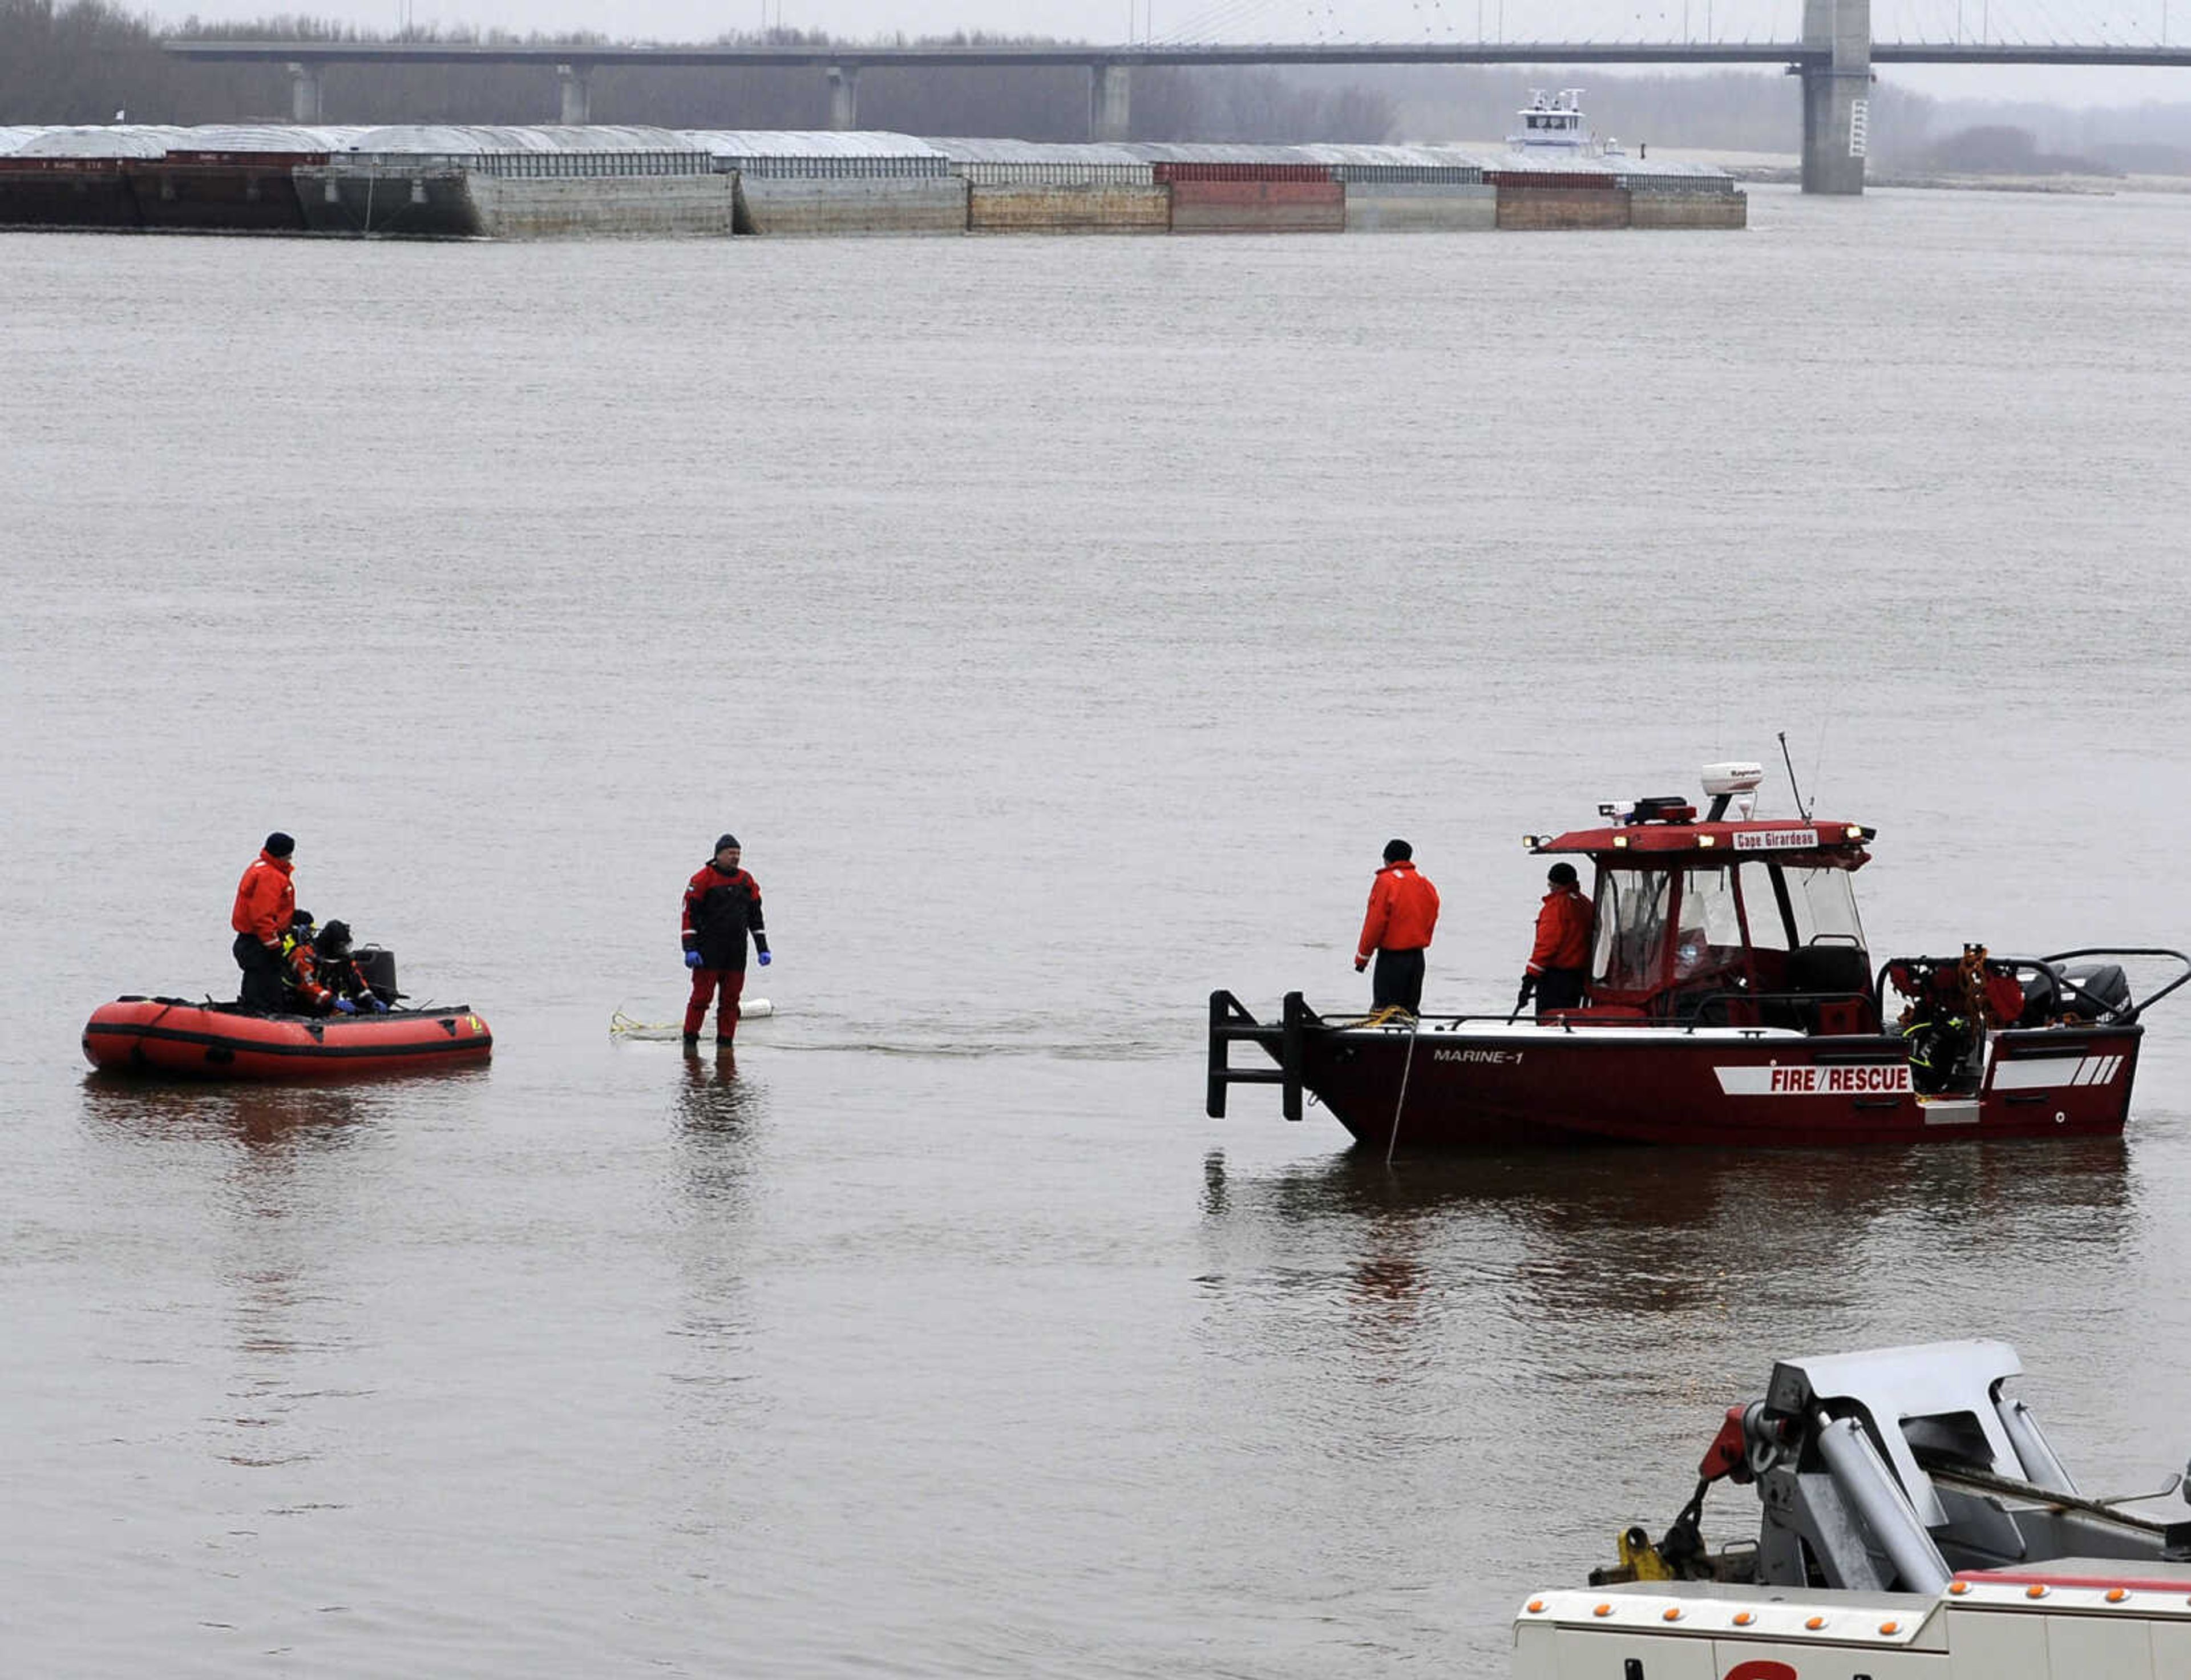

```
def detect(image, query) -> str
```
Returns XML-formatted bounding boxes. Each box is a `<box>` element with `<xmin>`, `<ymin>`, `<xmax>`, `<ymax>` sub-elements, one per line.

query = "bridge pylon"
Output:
<box><xmin>827</xmin><ymin>63</ymin><xmax>860</xmax><ymax>129</ymax></box>
<box><xmin>1800</xmin><ymin>0</ymin><xmax>1871</xmax><ymax>193</ymax></box>
<box><xmin>1090</xmin><ymin>62</ymin><xmax>1130</xmax><ymax>142</ymax></box>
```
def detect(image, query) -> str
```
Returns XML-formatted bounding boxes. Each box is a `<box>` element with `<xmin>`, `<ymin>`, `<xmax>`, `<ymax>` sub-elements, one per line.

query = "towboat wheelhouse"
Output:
<box><xmin>1208</xmin><ymin>762</ymin><xmax>2185</xmax><ymax>1149</ymax></box>
<box><xmin>1509</xmin><ymin>88</ymin><xmax>1595</xmax><ymax>152</ymax></box>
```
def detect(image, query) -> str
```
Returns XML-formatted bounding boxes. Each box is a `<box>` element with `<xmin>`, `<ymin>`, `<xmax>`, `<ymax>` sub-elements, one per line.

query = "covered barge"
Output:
<box><xmin>0</xmin><ymin>109</ymin><xmax>1744</xmax><ymax>239</ymax></box>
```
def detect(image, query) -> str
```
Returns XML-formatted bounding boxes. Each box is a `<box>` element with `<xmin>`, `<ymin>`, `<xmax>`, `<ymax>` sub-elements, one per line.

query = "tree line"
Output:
<box><xmin>7</xmin><ymin>0</ymin><xmax>2186</xmax><ymax>169</ymax></box>
<box><xmin>0</xmin><ymin>0</ymin><xmax>1397</xmax><ymax>140</ymax></box>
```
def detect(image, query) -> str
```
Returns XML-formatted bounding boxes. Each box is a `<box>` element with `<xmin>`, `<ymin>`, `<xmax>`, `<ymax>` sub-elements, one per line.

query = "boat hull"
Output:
<box><xmin>83</xmin><ymin>996</ymin><xmax>492</xmax><ymax>1081</ymax></box>
<box><xmin>1284</xmin><ymin>1020</ymin><xmax>2140</xmax><ymax>1150</ymax></box>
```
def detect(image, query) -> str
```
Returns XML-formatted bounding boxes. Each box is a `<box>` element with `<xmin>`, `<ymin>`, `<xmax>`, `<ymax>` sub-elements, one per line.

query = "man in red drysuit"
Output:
<box><xmin>1355</xmin><ymin>838</ymin><xmax>1440</xmax><ymax>1015</ymax></box>
<box><xmin>1525</xmin><ymin>861</ymin><xmax>1595</xmax><ymax>1016</ymax></box>
<box><xmin>231</xmin><ymin>832</ymin><xmax>297</xmax><ymax>1013</ymax></box>
<box><xmin>681</xmin><ymin>834</ymin><xmax>770</xmax><ymax>1048</ymax></box>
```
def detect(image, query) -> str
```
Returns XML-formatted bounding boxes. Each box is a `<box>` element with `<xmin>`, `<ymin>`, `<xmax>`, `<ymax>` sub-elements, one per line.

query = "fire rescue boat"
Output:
<box><xmin>1207</xmin><ymin>762</ymin><xmax>2186</xmax><ymax>1149</ymax></box>
<box><xmin>1514</xmin><ymin>1339</ymin><xmax>2191</xmax><ymax>1680</ymax></box>
<box><xmin>83</xmin><ymin>996</ymin><xmax>491</xmax><ymax>1080</ymax></box>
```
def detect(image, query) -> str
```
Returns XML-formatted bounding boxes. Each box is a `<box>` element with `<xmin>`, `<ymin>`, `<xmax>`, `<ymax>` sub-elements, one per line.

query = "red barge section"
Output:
<box><xmin>1209</xmin><ymin>764</ymin><xmax>2186</xmax><ymax>1150</ymax></box>
<box><xmin>84</xmin><ymin>996</ymin><xmax>492</xmax><ymax>1081</ymax></box>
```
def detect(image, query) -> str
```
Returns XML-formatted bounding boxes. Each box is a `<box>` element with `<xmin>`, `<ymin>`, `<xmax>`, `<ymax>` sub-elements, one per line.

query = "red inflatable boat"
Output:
<box><xmin>83</xmin><ymin>996</ymin><xmax>492</xmax><ymax>1081</ymax></box>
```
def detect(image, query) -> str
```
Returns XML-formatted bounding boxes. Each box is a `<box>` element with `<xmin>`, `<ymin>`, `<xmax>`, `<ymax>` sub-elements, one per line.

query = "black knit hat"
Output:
<box><xmin>1382</xmin><ymin>838</ymin><xmax>1412</xmax><ymax>863</ymax></box>
<box><xmin>1547</xmin><ymin>862</ymin><xmax>1579</xmax><ymax>886</ymax></box>
<box><xmin>290</xmin><ymin>908</ymin><xmax>314</xmax><ymax>930</ymax></box>
<box><xmin>265</xmin><ymin>831</ymin><xmax>295</xmax><ymax>858</ymax></box>
<box><xmin>714</xmin><ymin>833</ymin><xmax>740</xmax><ymax>853</ymax></box>
<box><xmin>317</xmin><ymin>920</ymin><xmax>352</xmax><ymax>953</ymax></box>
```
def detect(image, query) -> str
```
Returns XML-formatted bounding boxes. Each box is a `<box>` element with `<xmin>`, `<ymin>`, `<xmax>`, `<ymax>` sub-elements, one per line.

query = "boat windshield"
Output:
<box><xmin>1593</xmin><ymin>871</ymin><xmax>1670</xmax><ymax>991</ymax></box>
<box><xmin>1674</xmin><ymin>866</ymin><xmax>1745</xmax><ymax>980</ymax></box>
<box><xmin>1786</xmin><ymin>866</ymin><xmax>1867</xmax><ymax>952</ymax></box>
<box><xmin>1588</xmin><ymin>859</ymin><xmax>1867</xmax><ymax>1005</ymax></box>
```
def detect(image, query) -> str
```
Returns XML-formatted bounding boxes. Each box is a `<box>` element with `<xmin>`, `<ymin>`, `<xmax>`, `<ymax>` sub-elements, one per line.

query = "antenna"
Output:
<box><xmin>1778</xmin><ymin>731</ymin><xmax>1811</xmax><ymax>821</ymax></box>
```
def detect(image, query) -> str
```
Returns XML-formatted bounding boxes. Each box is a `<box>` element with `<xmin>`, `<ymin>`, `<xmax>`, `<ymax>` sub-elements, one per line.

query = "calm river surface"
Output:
<box><xmin>5</xmin><ymin>188</ymin><xmax>2191</xmax><ymax>1677</ymax></box>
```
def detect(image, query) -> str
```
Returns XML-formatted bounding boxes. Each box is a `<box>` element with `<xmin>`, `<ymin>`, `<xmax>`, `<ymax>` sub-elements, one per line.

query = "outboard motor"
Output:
<box><xmin>354</xmin><ymin>946</ymin><xmax>399</xmax><ymax>1005</ymax></box>
<box><xmin>2057</xmin><ymin>960</ymin><xmax>2132</xmax><ymax>1021</ymax></box>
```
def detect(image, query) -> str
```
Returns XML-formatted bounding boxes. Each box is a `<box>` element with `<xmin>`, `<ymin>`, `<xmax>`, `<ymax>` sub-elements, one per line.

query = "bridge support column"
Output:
<box><xmin>286</xmin><ymin>62</ymin><xmax>324</xmax><ymax>125</ymax></box>
<box><xmin>557</xmin><ymin>63</ymin><xmax>592</xmax><ymax>125</ymax></box>
<box><xmin>1799</xmin><ymin>0</ymin><xmax>1870</xmax><ymax>194</ymax></box>
<box><xmin>1089</xmin><ymin>62</ymin><xmax>1131</xmax><ymax>142</ymax></box>
<box><xmin>827</xmin><ymin>64</ymin><xmax>860</xmax><ymax>130</ymax></box>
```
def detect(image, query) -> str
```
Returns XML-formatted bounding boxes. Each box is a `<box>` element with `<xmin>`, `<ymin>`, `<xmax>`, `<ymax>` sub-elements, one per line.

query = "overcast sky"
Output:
<box><xmin>141</xmin><ymin>0</ymin><xmax>2191</xmax><ymax>106</ymax></box>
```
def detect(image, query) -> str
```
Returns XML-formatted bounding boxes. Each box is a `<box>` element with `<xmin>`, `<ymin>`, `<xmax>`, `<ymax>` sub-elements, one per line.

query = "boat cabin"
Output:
<box><xmin>1509</xmin><ymin>88</ymin><xmax>1593</xmax><ymax>150</ymax></box>
<box><xmin>1527</xmin><ymin>764</ymin><xmax>1879</xmax><ymax>1032</ymax></box>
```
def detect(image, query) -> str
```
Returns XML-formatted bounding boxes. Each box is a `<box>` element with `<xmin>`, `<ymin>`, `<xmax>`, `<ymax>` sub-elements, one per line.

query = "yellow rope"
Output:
<box><xmin>1342</xmin><ymin>1004</ymin><xmax>1416</xmax><ymax>1028</ymax></box>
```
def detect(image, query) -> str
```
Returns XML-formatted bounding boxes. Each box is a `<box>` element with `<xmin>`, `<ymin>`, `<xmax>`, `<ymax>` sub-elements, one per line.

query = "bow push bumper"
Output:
<box><xmin>1206</xmin><ymin>990</ymin><xmax>1312</xmax><ymax>1122</ymax></box>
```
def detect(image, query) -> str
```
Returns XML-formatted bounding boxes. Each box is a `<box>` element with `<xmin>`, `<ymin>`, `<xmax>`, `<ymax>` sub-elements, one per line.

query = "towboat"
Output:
<box><xmin>1207</xmin><ymin>761</ymin><xmax>2186</xmax><ymax>1149</ymax></box>
<box><xmin>1515</xmin><ymin>1339</ymin><xmax>2191</xmax><ymax>1679</ymax></box>
<box><xmin>1507</xmin><ymin>87</ymin><xmax>1624</xmax><ymax>159</ymax></box>
<box><xmin>83</xmin><ymin>995</ymin><xmax>491</xmax><ymax>1080</ymax></box>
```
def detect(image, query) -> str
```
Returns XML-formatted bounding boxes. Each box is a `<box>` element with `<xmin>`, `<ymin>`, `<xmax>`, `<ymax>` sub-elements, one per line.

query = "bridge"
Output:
<box><xmin>163</xmin><ymin>1</ymin><xmax>2191</xmax><ymax>195</ymax></box>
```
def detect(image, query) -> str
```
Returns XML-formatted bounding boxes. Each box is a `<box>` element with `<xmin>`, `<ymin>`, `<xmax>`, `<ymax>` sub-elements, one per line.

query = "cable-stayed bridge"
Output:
<box><xmin>164</xmin><ymin>0</ymin><xmax>2191</xmax><ymax>193</ymax></box>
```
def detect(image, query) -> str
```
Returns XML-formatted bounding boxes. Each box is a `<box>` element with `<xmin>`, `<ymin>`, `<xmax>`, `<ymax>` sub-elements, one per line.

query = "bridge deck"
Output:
<box><xmin>159</xmin><ymin>39</ymin><xmax>2191</xmax><ymax>70</ymax></box>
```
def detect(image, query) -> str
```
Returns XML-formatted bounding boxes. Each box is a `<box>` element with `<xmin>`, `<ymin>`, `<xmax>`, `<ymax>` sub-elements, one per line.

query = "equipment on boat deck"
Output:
<box><xmin>1208</xmin><ymin>758</ymin><xmax>2190</xmax><ymax>1150</ymax></box>
<box><xmin>1514</xmin><ymin>1340</ymin><xmax>2191</xmax><ymax>1678</ymax></box>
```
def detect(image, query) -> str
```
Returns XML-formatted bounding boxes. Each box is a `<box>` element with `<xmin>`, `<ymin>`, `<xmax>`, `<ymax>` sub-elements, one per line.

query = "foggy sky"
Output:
<box><xmin>136</xmin><ymin>0</ymin><xmax>2191</xmax><ymax>106</ymax></box>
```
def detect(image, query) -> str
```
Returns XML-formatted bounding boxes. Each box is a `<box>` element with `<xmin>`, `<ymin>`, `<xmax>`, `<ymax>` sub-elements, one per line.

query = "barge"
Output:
<box><xmin>1208</xmin><ymin>761</ymin><xmax>2186</xmax><ymax>1150</ymax></box>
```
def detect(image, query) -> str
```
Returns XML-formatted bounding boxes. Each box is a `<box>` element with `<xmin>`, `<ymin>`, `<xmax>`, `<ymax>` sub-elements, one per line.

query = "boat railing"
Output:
<box><xmin>1677</xmin><ymin>988</ymin><xmax>1876</xmax><ymax>1033</ymax></box>
<box><xmin>1872</xmin><ymin>947</ymin><xmax>2190</xmax><ymax>1028</ymax></box>
<box><xmin>2043</xmin><ymin>946</ymin><xmax>2191</xmax><ymax>1022</ymax></box>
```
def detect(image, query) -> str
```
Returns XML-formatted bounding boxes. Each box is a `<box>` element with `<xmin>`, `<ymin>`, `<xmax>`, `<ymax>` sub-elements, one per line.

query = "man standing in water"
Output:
<box><xmin>1525</xmin><ymin>861</ymin><xmax>1594</xmax><ymax>1015</ymax></box>
<box><xmin>681</xmin><ymin>834</ymin><xmax>770</xmax><ymax>1049</ymax></box>
<box><xmin>1355</xmin><ymin>838</ymin><xmax>1440</xmax><ymax>1015</ymax></box>
<box><xmin>231</xmin><ymin>831</ymin><xmax>297</xmax><ymax>1013</ymax></box>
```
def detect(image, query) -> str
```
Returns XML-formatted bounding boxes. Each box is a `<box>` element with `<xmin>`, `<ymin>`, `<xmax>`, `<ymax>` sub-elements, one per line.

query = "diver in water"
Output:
<box><xmin>312</xmin><ymin>920</ymin><xmax>390</xmax><ymax>1013</ymax></box>
<box><xmin>278</xmin><ymin>910</ymin><xmax>350</xmax><ymax>1015</ymax></box>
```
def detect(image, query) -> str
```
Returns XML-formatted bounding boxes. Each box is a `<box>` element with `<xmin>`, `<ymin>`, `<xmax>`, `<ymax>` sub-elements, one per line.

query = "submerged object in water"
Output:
<box><xmin>83</xmin><ymin>996</ymin><xmax>491</xmax><ymax>1080</ymax></box>
<box><xmin>610</xmin><ymin>1002</ymin><xmax>773</xmax><ymax>1040</ymax></box>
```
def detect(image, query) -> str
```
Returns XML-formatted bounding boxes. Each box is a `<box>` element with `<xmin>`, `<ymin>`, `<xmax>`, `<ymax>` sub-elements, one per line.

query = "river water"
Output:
<box><xmin>5</xmin><ymin>187</ymin><xmax>2191</xmax><ymax>1677</ymax></box>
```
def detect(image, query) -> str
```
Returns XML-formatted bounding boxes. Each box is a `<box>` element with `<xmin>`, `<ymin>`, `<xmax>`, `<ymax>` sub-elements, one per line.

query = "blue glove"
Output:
<box><xmin>757</xmin><ymin>951</ymin><xmax>771</xmax><ymax>967</ymax></box>
<box><xmin>369</xmin><ymin>995</ymin><xmax>390</xmax><ymax>1013</ymax></box>
<box><xmin>333</xmin><ymin>996</ymin><xmax>358</xmax><ymax>1015</ymax></box>
<box><xmin>684</xmin><ymin>950</ymin><xmax>703</xmax><ymax>968</ymax></box>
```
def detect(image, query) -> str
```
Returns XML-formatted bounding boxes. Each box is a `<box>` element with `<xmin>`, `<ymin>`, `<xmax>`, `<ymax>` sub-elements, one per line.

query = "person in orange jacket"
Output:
<box><xmin>231</xmin><ymin>831</ymin><xmax>297</xmax><ymax>1013</ymax></box>
<box><xmin>1525</xmin><ymin>861</ymin><xmax>1595</xmax><ymax>1015</ymax></box>
<box><xmin>1355</xmin><ymin>838</ymin><xmax>1440</xmax><ymax>1014</ymax></box>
